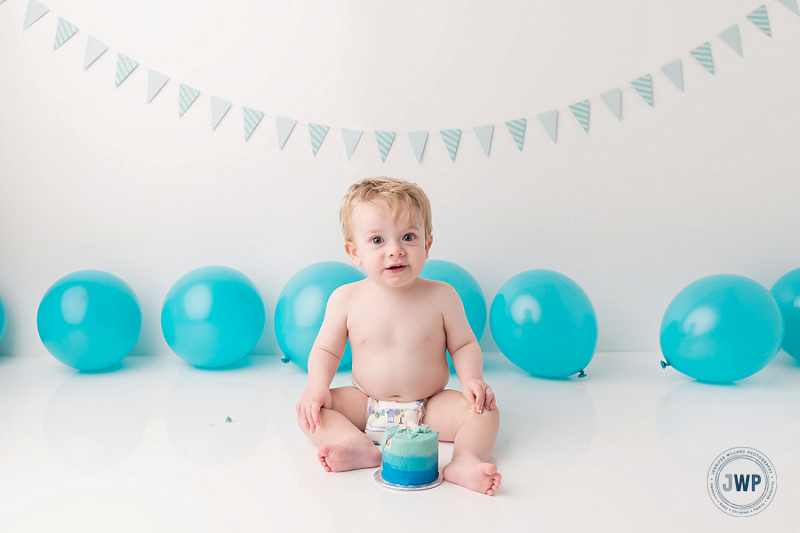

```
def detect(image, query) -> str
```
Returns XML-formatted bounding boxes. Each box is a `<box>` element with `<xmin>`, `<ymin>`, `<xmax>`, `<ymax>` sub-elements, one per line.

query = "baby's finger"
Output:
<box><xmin>485</xmin><ymin>387</ymin><xmax>496</xmax><ymax>409</ymax></box>
<box><xmin>474</xmin><ymin>386</ymin><xmax>486</xmax><ymax>414</ymax></box>
<box><xmin>311</xmin><ymin>402</ymin><xmax>322</xmax><ymax>430</ymax></box>
<box><xmin>297</xmin><ymin>404</ymin><xmax>310</xmax><ymax>431</ymax></box>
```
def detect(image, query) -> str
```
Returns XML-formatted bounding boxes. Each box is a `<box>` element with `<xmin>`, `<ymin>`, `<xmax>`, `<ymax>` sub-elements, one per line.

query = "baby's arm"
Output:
<box><xmin>439</xmin><ymin>284</ymin><xmax>496</xmax><ymax>414</ymax></box>
<box><xmin>296</xmin><ymin>286</ymin><xmax>349</xmax><ymax>433</ymax></box>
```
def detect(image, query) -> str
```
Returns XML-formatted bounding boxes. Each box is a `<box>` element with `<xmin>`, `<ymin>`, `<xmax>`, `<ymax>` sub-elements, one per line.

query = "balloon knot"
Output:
<box><xmin>281</xmin><ymin>356</ymin><xmax>290</xmax><ymax>364</ymax></box>
<box><xmin>660</xmin><ymin>360</ymin><xmax>671</xmax><ymax>369</ymax></box>
<box><xmin>577</xmin><ymin>370</ymin><xmax>586</xmax><ymax>378</ymax></box>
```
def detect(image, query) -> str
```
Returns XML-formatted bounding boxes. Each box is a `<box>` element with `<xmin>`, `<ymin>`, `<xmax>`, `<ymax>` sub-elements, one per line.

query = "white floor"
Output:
<box><xmin>0</xmin><ymin>350</ymin><xmax>798</xmax><ymax>532</ymax></box>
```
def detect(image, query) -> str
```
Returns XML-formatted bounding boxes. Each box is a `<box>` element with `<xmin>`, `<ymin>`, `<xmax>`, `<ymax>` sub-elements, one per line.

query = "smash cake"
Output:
<box><xmin>378</xmin><ymin>424</ymin><xmax>439</xmax><ymax>486</ymax></box>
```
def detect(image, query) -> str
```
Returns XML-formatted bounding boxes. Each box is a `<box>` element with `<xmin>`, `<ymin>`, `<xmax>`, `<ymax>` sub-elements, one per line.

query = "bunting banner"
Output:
<box><xmin>146</xmin><ymin>70</ymin><xmax>169</xmax><ymax>103</ymax></box>
<box><xmin>243</xmin><ymin>108</ymin><xmax>264</xmax><ymax>141</ymax></box>
<box><xmin>53</xmin><ymin>18</ymin><xmax>77</xmax><ymax>50</ymax></box>
<box><xmin>569</xmin><ymin>101</ymin><xmax>590</xmax><ymax>133</ymax></box>
<box><xmin>473</xmin><ymin>125</ymin><xmax>494</xmax><ymax>157</ymax></box>
<box><xmin>11</xmin><ymin>1</ymin><xmax>798</xmax><ymax>163</ymax></box>
<box><xmin>407</xmin><ymin>131</ymin><xmax>428</xmax><ymax>163</ymax></box>
<box><xmin>178</xmin><ymin>84</ymin><xmax>200</xmax><ymax>117</ymax></box>
<box><xmin>210</xmin><ymin>97</ymin><xmax>231</xmax><ymax>131</ymax></box>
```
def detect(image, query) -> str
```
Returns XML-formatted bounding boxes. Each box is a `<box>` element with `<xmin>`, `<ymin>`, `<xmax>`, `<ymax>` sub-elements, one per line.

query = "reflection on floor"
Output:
<box><xmin>0</xmin><ymin>351</ymin><xmax>797</xmax><ymax>532</ymax></box>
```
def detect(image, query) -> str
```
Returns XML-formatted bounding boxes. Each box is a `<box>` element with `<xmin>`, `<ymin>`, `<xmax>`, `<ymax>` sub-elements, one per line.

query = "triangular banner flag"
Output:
<box><xmin>440</xmin><ymin>129</ymin><xmax>461</xmax><ymax>162</ymax></box>
<box><xmin>23</xmin><ymin>0</ymin><xmax>48</xmax><ymax>30</ymax></box>
<box><xmin>146</xmin><ymin>70</ymin><xmax>169</xmax><ymax>103</ymax></box>
<box><xmin>210</xmin><ymin>97</ymin><xmax>231</xmax><ymax>131</ymax></box>
<box><xmin>661</xmin><ymin>59</ymin><xmax>683</xmax><ymax>92</ymax></box>
<box><xmin>600</xmin><ymin>88</ymin><xmax>621</xmax><ymax>121</ymax></box>
<box><xmin>53</xmin><ymin>18</ymin><xmax>78</xmax><ymax>50</ymax></box>
<box><xmin>747</xmin><ymin>5</ymin><xmax>772</xmax><ymax>37</ymax></box>
<box><xmin>276</xmin><ymin>117</ymin><xmax>297</xmax><ymax>149</ymax></box>
<box><xmin>569</xmin><ymin>100</ymin><xmax>590</xmax><ymax>133</ymax></box>
<box><xmin>178</xmin><ymin>84</ymin><xmax>200</xmax><ymax>117</ymax></box>
<box><xmin>777</xmin><ymin>0</ymin><xmax>799</xmax><ymax>16</ymax></box>
<box><xmin>341</xmin><ymin>129</ymin><xmax>362</xmax><ymax>160</ymax></box>
<box><xmin>407</xmin><ymin>131</ymin><xmax>428</xmax><ymax>163</ymax></box>
<box><xmin>537</xmin><ymin>111</ymin><xmax>558</xmax><ymax>143</ymax></box>
<box><xmin>243</xmin><ymin>108</ymin><xmax>264</xmax><ymax>141</ymax></box>
<box><xmin>690</xmin><ymin>43</ymin><xmax>714</xmax><ymax>75</ymax></box>
<box><xmin>115</xmin><ymin>54</ymin><xmax>138</xmax><ymax>87</ymax></box>
<box><xmin>504</xmin><ymin>119</ymin><xmax>526</xmax><ymax>151</ymax></box>
<box><xmin>83</xmin><ymin>37</ymin><xmax>108</xmax><ymax>69</ymax></box>
<box><xmin>309</xmin><ymin>124</ymin><xmax>330</xmax><ymax>156</ymax></box>
<box><xmin>631</xmin><ymin>74</ymin><xmax>653</xmax><ymax>107</ymax></box>
<box><xmin>375</xmin><ymin>131</ymin><xmax>396</xmax><ymax>163</ymax></box>
<box><xmin>719</xmin><ymin>25</ymin><xmax>743</xmax><ymax>57</ymax></box>
<box><xmin>473</xmin><ymin>125</ymin><xmax>494</xmax><ymax>157</ymax></box>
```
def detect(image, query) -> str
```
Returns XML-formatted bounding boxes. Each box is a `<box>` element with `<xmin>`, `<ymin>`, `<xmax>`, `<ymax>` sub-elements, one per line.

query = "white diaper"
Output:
<box><xmin>364</xmin><ymin>397</ymin><xmax>426</xmax><ymax>444</ymax></box>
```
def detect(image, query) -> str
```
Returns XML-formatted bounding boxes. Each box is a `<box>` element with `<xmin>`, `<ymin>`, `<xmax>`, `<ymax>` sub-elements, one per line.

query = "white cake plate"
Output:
<box><xmin>374</xmin><ymin>469</ymin><xmax>443</xmax><ymax>491</ymax></box>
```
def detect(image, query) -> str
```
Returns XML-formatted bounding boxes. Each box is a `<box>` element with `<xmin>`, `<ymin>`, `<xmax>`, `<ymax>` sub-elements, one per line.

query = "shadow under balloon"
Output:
<box><xmin>496</xmin><ymin>374</ymin><xmax>596</xmax><ymax>475</ymax></box>
<box><xmin>656</xmin><ymin>380</ymin><xmax>778</xmax><ymax>479</ymax></box>
<box><xmin>43</xmin><ymin>369</ymin><xmax>147</xmax><ymax>470</ymax></box>
<box><xmin>164</xmin><ymin>366</ymin><xmax>271</xmax><ymax>468</ymax></box>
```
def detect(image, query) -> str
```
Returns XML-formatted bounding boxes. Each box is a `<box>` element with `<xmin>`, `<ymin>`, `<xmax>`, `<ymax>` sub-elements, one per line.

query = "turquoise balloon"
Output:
<box><xmin>275</xmin><ymin>261</ymin><xmax>365</xmax><ymax>371</ymax></box>
<box><xmin>37</xmin><ymin>270</ymin><xmax>141</xmax><ymax>371</ymax></box>
<box><xmin>490</xmin><ymin>270</ymin><xmax>597</xmax><ymax>378</ymax></box>
<box><xmin>421</xmin><ymin>260</ymin><xmax>486</xmax><ymax>340</ymax></box>
<box><xmin>770</xmin><ymin>268</ymin><xmax>800</xmax><ymax>360</ymax></box>
<box><xmin>162</xmin><ymin>266</ymin><xmax>265</xmax><ymax>368</ymax></box>
<box><xmin>660</xmin><ymin>274</ymin><xmax>783</xmax><ymax>383</ymax></box>
<box><xmin>0</xmin><ymin>296</ymin><xmax>5</xmax><ymax>343</ymax></box>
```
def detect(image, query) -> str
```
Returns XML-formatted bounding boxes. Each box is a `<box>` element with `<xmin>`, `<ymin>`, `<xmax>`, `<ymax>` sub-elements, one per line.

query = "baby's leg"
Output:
<box><xmin>423</xmin><ymin>390</ymin><xmax>501</xmax><ymax>495</ymax></box>
<box><xmin>297</xmin><ymin>386</ymin><xmax>380</xmax><ymax>472</ymax></box>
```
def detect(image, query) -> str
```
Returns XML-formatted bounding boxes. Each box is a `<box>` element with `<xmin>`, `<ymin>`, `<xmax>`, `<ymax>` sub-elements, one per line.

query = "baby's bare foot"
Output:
<box><xmin>317</xmin><ymin>438</ymin><xmax>381</xmax><ymax>472</ymax></box>
<box><xmin>443</xmin><ymin>457</ymin><xmax>502</xmax><ymax>495</ymax></box>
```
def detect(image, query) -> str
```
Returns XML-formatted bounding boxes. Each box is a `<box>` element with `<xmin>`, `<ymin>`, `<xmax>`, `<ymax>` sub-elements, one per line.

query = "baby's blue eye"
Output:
<box><xmin>371</xmin><ymin>236</ymin><xmax>383</xmax><ymax>244</ymax></box>
<box><xmin>402</xmin><ymin>234</ymin><xmax>415</xmax><ymax>242</ymax></box>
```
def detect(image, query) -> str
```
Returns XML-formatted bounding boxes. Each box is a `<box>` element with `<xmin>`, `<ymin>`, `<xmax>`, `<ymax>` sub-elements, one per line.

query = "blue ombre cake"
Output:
<box><xmin>379</xmin><ymin>424</ymin><xmax>439</xmax><ymax>486</ymax></box>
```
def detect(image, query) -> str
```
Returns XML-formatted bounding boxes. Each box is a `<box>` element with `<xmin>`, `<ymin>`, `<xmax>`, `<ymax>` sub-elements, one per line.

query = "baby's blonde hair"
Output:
<box><xmin>339</xmin><ymin>177</ymin><xmax>433</xmax><ymax>242</ymax></box>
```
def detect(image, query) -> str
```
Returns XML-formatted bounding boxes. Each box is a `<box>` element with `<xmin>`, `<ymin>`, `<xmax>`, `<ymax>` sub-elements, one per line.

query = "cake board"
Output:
<box><xmin>374</xmin><ymin>469</ymin><xmax>444</xmax><ymax>491</ymax></box>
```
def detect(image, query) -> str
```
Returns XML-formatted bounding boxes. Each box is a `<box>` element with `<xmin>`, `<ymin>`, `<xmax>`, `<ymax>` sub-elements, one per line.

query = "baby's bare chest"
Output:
<box><xmin>347</xmin><ymin>299</ymin><xmax>444</xmax><ymax>349</ymax></box>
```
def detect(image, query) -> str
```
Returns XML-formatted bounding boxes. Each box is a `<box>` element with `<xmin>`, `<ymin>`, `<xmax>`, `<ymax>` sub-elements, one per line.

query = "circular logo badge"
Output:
<box><xmin>708</xmin><ymin>448</ymin><xmax>777</xmax><ymax>516</ymax></box>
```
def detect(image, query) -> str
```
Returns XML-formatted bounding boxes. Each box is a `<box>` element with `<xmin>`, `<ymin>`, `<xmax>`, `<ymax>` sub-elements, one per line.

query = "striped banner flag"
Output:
<box><xmin>243</xmin><ymin>108</ymin><xmax>264</xmax><ymax>141</ymax></box>
<box><xmin>375</xmin><ymin>131</ymin><xmax>396</xmax><ymax>163</ymax></box>
<box><xmin>569</xmin><ymin>100</ymin><xmax>590</xmax><ymax>133</ymax></box>
<box><xmin>504</xmin><ymin>119</ymin><xmax>526</xmax><ymax>151</ymax></box>
<box><xmin>115</xmin><ymin>54</ymin><xmax>138</xmax><ymax>87</ymax></box>
<box><xmin>747</xmin><ymin>5</ymin><xmax>771</xmax><ymax>37</ymax></box>
<box><xmin>631</xmin><ymin>74</ymin><xmax>653</xmax><ymax>107</ymax></box>
<box><xmin>53</xmin><ymin>18</ymin><xmax>78</xmax><ymax>50</ymax></box>
<box><xmin>690</xmin><ymin>42</ymin><xmax>714</xmax><ymax>75</ymax></box>
<box><xmin>178</xmin><ymin>84</ymin><xmax>200</xmax><ymax>117</ymax></box>
<box><xmin>440</xmin><ymin>129</ymin><xmax>461</xmax><ymax>161</ymax></box>
<box><xmin>309</xmin><ymin>124</ymin><xmax>330</xmax><ymax>156</ymax></box>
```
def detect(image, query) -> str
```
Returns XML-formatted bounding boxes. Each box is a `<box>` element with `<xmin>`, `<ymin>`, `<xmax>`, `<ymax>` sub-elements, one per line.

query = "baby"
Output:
<box><xmin>296</xmin><ymin>176</ymin><xmax>501</xmax><ymax>495</ymax></box>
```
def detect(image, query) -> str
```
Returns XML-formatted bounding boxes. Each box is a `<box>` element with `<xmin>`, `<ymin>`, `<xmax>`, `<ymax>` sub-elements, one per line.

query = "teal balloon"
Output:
<box><xmin>660</xmin><ymin>274</ymin><xmax>783</xmax><ymax>383</ymax></box>
<box><xmin>37</xmin><ymin>270</ymin><xmax>141</xmax><ymax>371</ymax></box>
<box><xmin>770</xmin><ymin>268</ymin><xmax>800</xmax><ymax>360</ymax></box>
<box><xmin>421</xmin><ymin>260</ymin><xmax>486</xmax><ymax>340</ymax></box>
<box><xmin>275</xmin><ymin>261</ymin><xmax>364</xmax><ymax>371</ymax></box>
<box><xmin>162</xmin><ymin>266</ymin><xmax>265</xmax><ymax>369</ymax></box>
<box><xmin>490</xmin><ymin>270</ymin><xmax>597</xmax><ymax>378</ymax></box>
<box><xmin>0</xmin><ymin>296</ymin><xmax>5</xmax><ymax>343</ymax></box>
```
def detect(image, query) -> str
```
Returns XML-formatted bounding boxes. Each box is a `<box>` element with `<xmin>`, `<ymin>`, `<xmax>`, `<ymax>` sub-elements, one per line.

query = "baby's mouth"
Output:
<box><xmin>386</xmin><ymin>264</ymin><xmax>406</xmax><ymax>271</ymax></box>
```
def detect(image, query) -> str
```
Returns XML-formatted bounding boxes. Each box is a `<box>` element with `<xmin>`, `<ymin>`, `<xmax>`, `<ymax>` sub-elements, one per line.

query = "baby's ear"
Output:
<box><xmin>344</xmin><ymin>241</ymin><xmax>362</xmax><ymax>266</ymax></box>
<box><xmin>425</xmin><ymin>234</ymin><xmax>433</xmax><ymax>257</ymax></box>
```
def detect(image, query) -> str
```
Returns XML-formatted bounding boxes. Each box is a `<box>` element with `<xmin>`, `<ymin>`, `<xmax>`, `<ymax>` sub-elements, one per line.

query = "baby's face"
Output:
<box><xmin>345</xmin><ymin>200</ymin><xmax>432</xmax><ymax>289</ymax></box>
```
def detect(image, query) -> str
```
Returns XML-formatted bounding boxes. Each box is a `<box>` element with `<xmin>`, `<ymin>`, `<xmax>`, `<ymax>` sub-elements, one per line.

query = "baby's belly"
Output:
<box><xmin>352</xmin><ymin>351</ymin><xmax>449</xmax><ymax>401</ymax></box>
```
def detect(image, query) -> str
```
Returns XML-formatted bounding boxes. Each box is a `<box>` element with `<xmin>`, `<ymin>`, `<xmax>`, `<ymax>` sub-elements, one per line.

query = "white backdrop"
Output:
<box><xmin>1</xmin><ymin>0</ymin><xmax>799</xmax><ymax>358</ymax></box>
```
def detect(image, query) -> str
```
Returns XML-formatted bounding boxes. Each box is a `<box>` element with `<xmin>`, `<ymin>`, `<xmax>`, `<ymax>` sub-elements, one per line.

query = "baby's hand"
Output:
<box><xmin>461</xmin><ymin>378</ymin><xmax>496</xmax><ymax>414</ymax></box>
<box><xmin>296</xmin><ymin>387</ymin><xmax>332</xmax><ymax>433</ymax></box>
